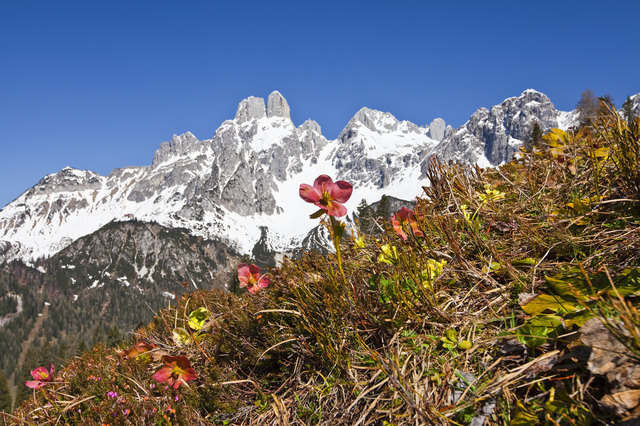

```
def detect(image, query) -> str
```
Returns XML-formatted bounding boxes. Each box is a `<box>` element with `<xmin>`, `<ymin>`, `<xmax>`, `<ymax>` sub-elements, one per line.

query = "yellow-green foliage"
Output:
<box><xmin>6</xmin><ymin>106</ymin><xmax>640</xmax><ymax>425</ymax></box>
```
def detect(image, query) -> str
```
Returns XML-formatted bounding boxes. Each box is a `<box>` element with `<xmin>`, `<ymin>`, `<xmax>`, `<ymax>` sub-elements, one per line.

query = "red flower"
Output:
<box><xmin>237</xmin><ymin>263</ymin><xmax>270</xmax><ymax>294</ymax></box>
<box><xmin>299</xmin><ymin>175</ymin><xmax>353</xmax><ymax>217</ymax></box>
<box><xmin>25</xmin><ymin>364</ymin><xmax>54</xmax><ymax>389</ymax></box>
<box><xmin>123</xmin><ymin>342</ymin><xmax>156</xmax><ymax>359</ymax></box>
<box><xmin>152</xmin><ymin>355</ymin><xmax>197</xmax><ymax>389</ymax></box>
<box><xmin>391</xmin><ymin>207</ymin><xmax>424</xmax><ymax>241</ymax></box>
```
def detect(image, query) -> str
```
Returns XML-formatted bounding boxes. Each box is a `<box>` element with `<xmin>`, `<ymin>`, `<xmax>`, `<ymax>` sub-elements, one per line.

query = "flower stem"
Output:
<box><xmin>328</xmin><ymin>216</ymin><xmax>356</xmax><ymax>302</ymax></box>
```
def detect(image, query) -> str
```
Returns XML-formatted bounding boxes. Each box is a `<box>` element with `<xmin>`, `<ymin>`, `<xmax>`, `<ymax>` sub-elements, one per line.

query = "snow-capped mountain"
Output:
<box><xmin>0</xmin><ymin>89</ymin><xmax>586</xmax><ymax>263</ymax></box>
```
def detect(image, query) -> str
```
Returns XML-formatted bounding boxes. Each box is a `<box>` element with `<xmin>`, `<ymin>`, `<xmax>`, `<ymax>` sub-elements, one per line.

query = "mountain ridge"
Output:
<box><xmin>3</xmin><ymin>89</ymin><xmax>634</xmax><ymax>264</ymax></box>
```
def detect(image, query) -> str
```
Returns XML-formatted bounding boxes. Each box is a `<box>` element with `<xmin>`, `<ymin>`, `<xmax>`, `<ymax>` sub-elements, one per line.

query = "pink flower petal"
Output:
<box><xmin>182</xmin><ymin>368</ymin><xmax>197</xmax><ymax>382</ymax></box>
<box><xmin>313</xmin><ymin>175</ymin><xmax>334</xmax><ymax>194</ymax></box>
<box><xmin>391</xmin><ymin>215</ymin><xmax>408</xmax><ymax>241</ymax></box>
<box><xmin>299</xmin><ymin>184</ymin><xmax>321</xmax><ymax>203</ymax></box>
<box><xmin>152</xmin><ymin>367</ymin><xmax>173</xmax><ymax>383</ymax></box>
<box><xmin>326</xmin><ymin>202</ymin><xmax>347</xmax><ymax>217</ymax></box>
<box><xmin>330</xmin><ymin>180</ymin><xmax>353</xmax><ymax>203</ymax></box>
<box><xmin>25</xmin><ymin>380</ymin><xmax>45</xmax><ymax>389</ymax></box>
<box><xmin>314</xmin><ymin>203</ymin><xmax>330</xmax><ymax>212</ymax></box>
<box><xmin>31</xmin><ymin>366</ymin><xmax>50</xmax><ymax>380</ymax></box>
<box><xmin>248</xmin><ymin>264</ymin><xmax>262</xmax><ymax>276</ymax></box>
<box><xmin>258</xmin><ymin>276</ymin><xmax>270</xmax><ymax>288</ymax></box>
<box><xmin>237</xmin><ymin>263</ymin><xmax>251</xmax><ymax>284</ymax></box>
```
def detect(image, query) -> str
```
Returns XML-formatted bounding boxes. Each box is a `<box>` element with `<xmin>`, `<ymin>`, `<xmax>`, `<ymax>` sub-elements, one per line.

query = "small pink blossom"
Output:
<box><xmin>391</xmin><ymin>207</ymin><xmax>424</xmax><ymax>241</ymax></box>
<box><xmin>152</xmin><ymin>355</ymin><xmax>197</xmax><ymax>389</ymax></box>
<box><xmin>300</xmin><ymin>175</ymin><xmax>353</xmax><ymax>217</ymax></box>
<box><xmin>25</xmin><ymin>364</ymin><xmax>54</xmax><ymax>389</ymax></box>
<box><xmin>237</xmin><ymin>263</ymin><xmax>270</xmax><ymax>294</ymax></box>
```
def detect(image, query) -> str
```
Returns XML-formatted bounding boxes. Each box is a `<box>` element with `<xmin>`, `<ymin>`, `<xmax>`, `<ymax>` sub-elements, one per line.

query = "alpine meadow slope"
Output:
<box><xmin>7</xmin><ymin>99</ymin><xmax>640</xmax><ymax>425</ymax></box>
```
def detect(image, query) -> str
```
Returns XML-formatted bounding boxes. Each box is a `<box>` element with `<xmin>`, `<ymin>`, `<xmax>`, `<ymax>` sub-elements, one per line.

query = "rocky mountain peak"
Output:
<box><xmin>33</xmin><ymin>168</ymin><xmax>102</xmax><ymax>194</ymax></box>
<box><xmin>235</xmin><ymin>96</ymin><xmax>266</xmax><ymax>123</ymax></box>
<box><xmin>152</xmin><ymin>131</ymin><xmax>204</xmax><ymax>166</ymax></box>
<box><xmin>340</xmin><ymin>107</ymin><xmax>402</xmax><ymax>137</ymax></box>
<box><xmin>267</xmin><ymin>91</ymin><xmax>291</xmax><ymax>120</ymax></box>
<box><xmin>427</xmin><ymin>118</ymin><xmax>447</xmax><ymax>141</ymax></box>
<box><xmin>298</xmin><ymin>119</ymin><xmax>321</xmax><ymax>134</ymax></box>
<box><xmin>434</xmin><ymin>88</ymin><xmax>567</xmax><ymax>166</ymax></box>
<box><xmin>521</xmin><ymin>88</ymin><xmax>544</xmax><ymax>97</ymax></box>
<box><xmin>172</xmin><ymin>131</ymin><xmax>197</xmax><ymax>143</ymax></box>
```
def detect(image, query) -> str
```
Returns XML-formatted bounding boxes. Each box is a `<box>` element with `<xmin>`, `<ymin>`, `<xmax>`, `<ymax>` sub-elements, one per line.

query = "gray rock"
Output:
<box><xmin>267</xmin><ymin>91</ymin><xmax>291</xmax><ymax>120</ymax></box>
<box><xmin>444</xmin><ymin>124</ymin><xmax>454</xmax><ymax>139</ymax></box>
<box><xmin>235</xmin><ymin>96</ymin><xmax>266</xmax><ymax>123</ymax></box>
<box><xmin>428</xmin><ymin>118</ymin><xmax>447</xmax><ymax>141</ymax></box>
<box><xmin>152</xmin><ymin>131</ymin><xmax>202</xmax><ymax>166</ymax></box>
<box><xmin>435</xmin><ymin>89</ymin><xmax>563</xmax><ymax>165</ymax></box>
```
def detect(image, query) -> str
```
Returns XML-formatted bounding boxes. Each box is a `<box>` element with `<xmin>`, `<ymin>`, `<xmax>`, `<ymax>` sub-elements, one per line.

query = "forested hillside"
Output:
<box><xmin>0</xmin><ymin>221</ymin><xmax>241</xmax><ymax>411</ymax></box>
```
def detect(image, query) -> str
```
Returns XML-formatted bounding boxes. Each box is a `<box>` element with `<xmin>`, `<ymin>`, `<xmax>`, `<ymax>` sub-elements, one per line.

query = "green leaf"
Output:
<box><xmin>172</xmin><ymin>328</ymin><xmax>192</xmax><ymax>346</ymax></box>
<box><xmin>521</xmin><ymin>294</ymin><xmax>578</xmax><ymax>316</ymax></box>
<box><xmin>457</xmin><ymin>340</ymin><xmax>473</xmax><ymax>350</ymax></box>
<box><xmin>512</xmin><ymin>258</ymin><xmax>537</xmax><ymax>266</ymax></box>
<box><xmin>188</xmin><ymin>307</ymin><xmax>210</xmax><ymax>331</ymax></box>
<box><xmin>608</xmin><ymin>268</ymin><xmax>640</xmax><ymax>297</ymax></box>
<box><xmin>562</xmin><ymin>310</ymin><xmax>594</xmax><ymax>328</ymax></box>
<box><xmin>517</xmin><ymin>314</ymin><xmax>563</xmax><ymax>348</ymax></box>
<box><xmin>332</xmin><ymin>219</ymin><xmax>346</xmax><ymax>242</ymax></box>
<box><xmin>482</xmin><ymin>261</ymin><xmax>502</xmax><ymax>273</ymax></box>
<box><xmin>510</xmin><ymin>400</ymin><xmax>538</xmax><ymax>425</ymax></box>
<box><xmin>544</xmin><ymin>268</ymin><xmax>640</xmax><ymax>301</ymax></box>
<box><xmin>545</xmin><ymin>269</ymin><xmax>594</xmax><ymax>300</ymax></box>
<box><xmin>309</xmin><ymin>209</ymin><xmax>325</xmax><ymax>219</ymax></box>
<box><xmin>445</xmin><ymin>328</ymin><xmax>457</xmax><ymax>342</ymax></box>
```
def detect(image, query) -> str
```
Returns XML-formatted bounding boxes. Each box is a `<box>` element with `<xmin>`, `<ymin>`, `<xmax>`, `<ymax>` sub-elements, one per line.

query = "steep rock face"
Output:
<box><xmin>0</xmin><ymin>89</ymin><xmax>604</xmax><ymax>263</ymax></box>
<box><xmin>55</xmin><ymin>220</ymin><xmax>240</xmax><ymax>291</ymax></box>
<box><xmin>435</xmin><ymin>90</ymin><xmax>571</xmax><ymax>165</ymax></box>
<box><xmin>267</xmin><ymin>91</ymin><xmax>291</xmax><ymax>120</ymax></box>
<box><xmin>427</xmin><ymin>118</ymin><xmax>447</xmax><ymax>142</ymax></box>
<box><xmin>235</xmin><ymin>96</ymin><xmax>266</xmax><ymax>123</ymax></box>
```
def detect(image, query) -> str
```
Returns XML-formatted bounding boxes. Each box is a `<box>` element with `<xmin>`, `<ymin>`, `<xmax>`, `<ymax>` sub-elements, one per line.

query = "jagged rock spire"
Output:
<box><xmin>235</xmin><ymin>96</ymin><xmax>266</xmax><ymax>123</ymax></box>
<box><xmin>267</xmin><ymin>91</ymin><xmax>291</xmax><ymax>120</ymax></box>
<box><xmin>428</xmin><ymin>118</ymin><xmax>446</xmax><ymax>141</ymax></box>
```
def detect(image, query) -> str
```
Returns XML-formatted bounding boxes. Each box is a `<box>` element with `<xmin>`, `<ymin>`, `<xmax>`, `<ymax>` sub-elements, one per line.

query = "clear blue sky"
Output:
<box><xmin>1</xmin><ymin>0</ymin><xmax>638</xmax><ymax>208</ymax></box>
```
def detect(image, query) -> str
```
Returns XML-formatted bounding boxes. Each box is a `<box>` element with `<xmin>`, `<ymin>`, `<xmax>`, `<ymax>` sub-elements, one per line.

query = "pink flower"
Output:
<box><xmin>299</xmin><ymin>175</ymin><xmax>353</xmax><ymax>217</ymax></box>
<box><xmin>391</xmin><ymin>207</ymin><xmax>424</xmax><ymax>241</ymax></box>
<box><xmin>25</xmin><ymin>364</ymin><xmax>54</xmax><ymax>389</ymax></box>
<box><xmin>237</xmin><ymin>263</ymin><xmax>270</xmax><ymax>294</ymax></box>
<box><xmin>152</xmin><ymin>355</ymin><xmax>197</xmax><ymax>389</ymax></box>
